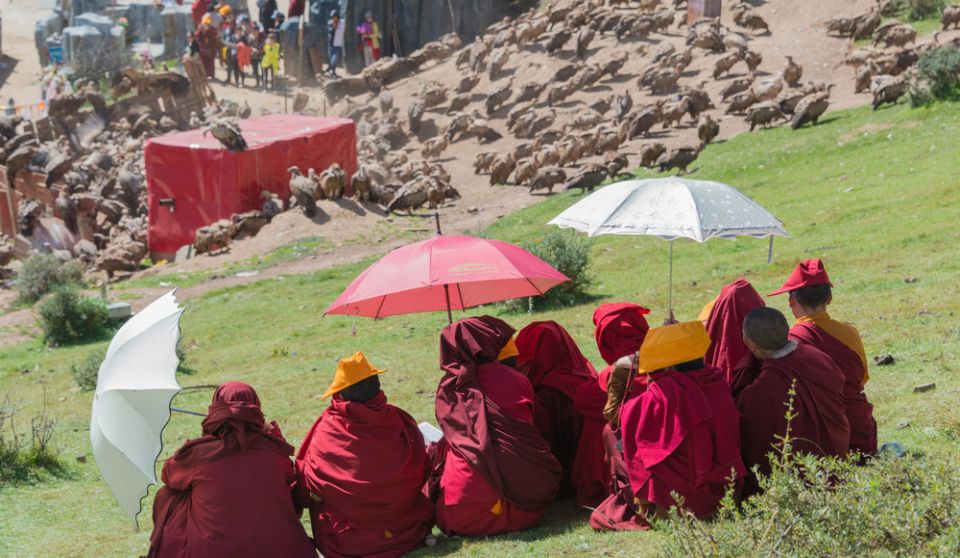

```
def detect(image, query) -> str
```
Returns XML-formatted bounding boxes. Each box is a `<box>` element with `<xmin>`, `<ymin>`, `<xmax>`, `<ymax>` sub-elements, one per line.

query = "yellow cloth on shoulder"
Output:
<box><xmin>797</xmin><ymin>311</ymin><xmax>869</xmax><ymax>383</ymax></box>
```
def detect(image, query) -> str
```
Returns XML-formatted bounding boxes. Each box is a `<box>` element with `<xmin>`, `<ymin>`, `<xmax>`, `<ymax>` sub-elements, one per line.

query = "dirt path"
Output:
<box><xmin>0</xmin><ymin>0</ymin><xmax>933</xmax><ymax>349</ymax></box>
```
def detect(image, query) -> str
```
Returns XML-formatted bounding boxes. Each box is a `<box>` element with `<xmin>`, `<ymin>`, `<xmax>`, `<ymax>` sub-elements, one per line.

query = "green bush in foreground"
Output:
<box><xmin>38</xmin><ymin>288</ymin><xmax>110</xmax><ymax>346</ymax></box>
<box><xmin>660</xmin><ymin>451</ymin><xmax>960</xmax><ymax>557</ymax></box>
<box><xmin>911</xmin><ymin>45</ymin><xmax>960</xmax><ymax>105</ymax></box>
<box><xmin>14</xmin><ymin>253</ymin><xmax>85</xmax><ymax>305</ymax></box>
<box><xmin>517</xmin><ymin>230</ymin><xmax>593</xmax><ymax>311</ymax></box>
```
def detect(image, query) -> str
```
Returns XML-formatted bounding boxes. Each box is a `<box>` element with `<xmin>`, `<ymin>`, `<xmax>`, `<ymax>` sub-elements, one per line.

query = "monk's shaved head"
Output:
<box><xmin>339</xmin><ymin>375</ymin><xmax>381</xmax><ymax>403</ymax></box>
<box><xmin>743</xmin><ymin>307</ymin><xmax>790</xmax><ymax>351</ymax></box>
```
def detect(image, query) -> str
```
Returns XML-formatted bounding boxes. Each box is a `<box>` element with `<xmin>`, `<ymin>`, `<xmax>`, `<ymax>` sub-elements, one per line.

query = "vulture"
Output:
<box><xmin>288</xmin><ymin>167</ymin><xmax>317</xmax><ymax>217</ymax></box>
<box><xmin>657</xmin><ymin>147</ymin><xmax>699</xmax><ymax>174</ymax></box>
<box><xmin>698</xmin><ymin>115</ymin><xmax>720</xmax><ymax>147</ymax></box>
<box><xmin>791</xmin><ymin>92</ymin><xmax>831</xmax><ymax>129</ymax></box>
<box><xmin>562</xmin><ymin>164</ymin><xmax>608</xmax><ymax>194</ymax></box>
<box><xmin>204</xmin><ymin>119</ymin><xmax>248</xmax><ymax>152</ymax></box>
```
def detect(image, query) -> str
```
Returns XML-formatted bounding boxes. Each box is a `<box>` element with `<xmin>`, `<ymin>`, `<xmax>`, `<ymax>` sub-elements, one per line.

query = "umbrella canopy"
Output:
<box><xmin>325</xmin><ymin>235</ymin><xmax>570</xmax><ymax>320</ymax></box>
<box><xmin>549</xmin><ymin>177</ymin><xmax>788</xmax><ymax>241</ymax></box>
<box><xmin>548</xmin><ymin>178</ymin><xmax>788</xmax><ymax>317</ymax></box>
<box><xmin>90</xmin><ymin>290</ymin><xmax>184</xmax><ymax>524</ymax></box>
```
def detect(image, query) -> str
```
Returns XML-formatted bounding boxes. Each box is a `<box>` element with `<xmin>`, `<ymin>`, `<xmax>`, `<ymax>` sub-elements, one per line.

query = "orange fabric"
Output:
<box><xmin>698</xmin><ymin>296</ymin><xmax>719</xmax><ymax>323</ymax></box>
<box><xmin>796</xmin><ymin>312</ymin><xmax>869</xmax><ymax>383</ymax></box>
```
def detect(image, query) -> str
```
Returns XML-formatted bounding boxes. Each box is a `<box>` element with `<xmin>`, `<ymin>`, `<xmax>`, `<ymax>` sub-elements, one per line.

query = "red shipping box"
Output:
<box><xmin>145</xmin><ymin>114</ymin><xmax>357</xmax><ymax>258</ymax></box>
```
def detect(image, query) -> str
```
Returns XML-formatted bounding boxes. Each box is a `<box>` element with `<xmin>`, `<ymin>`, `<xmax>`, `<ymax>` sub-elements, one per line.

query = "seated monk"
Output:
<box><xmin>147</xmin><ymin>382</ymin><xmax>316</xmax><ymax>558</ymax></box>
<box><xmin>430</xmin><ymin>316</ymin><xmax>561</xmax><ymax>536</ymax></box>
<box><xmin>701</xmin><ymin>278</ymin><xmax>765</xmax><ymax>381</ymax></box>
<box><xmin>295</xmin><ymin>353</ymin><xmax>433</xmax><ymax>558</ymax></box>
<box><xmin>620</xmin><ymin>322</ymin><xmax>746</xmax><ymax>524</ymax></box>
<box><xmin>575</xmin><ymin>303</ymin><xmax>652</xmax><ymax>529</ymax></box>
<box><xmin>769</xmin><ymin>258</ymin><xmax>877</xmax><ymax>457</ymax></box>
<box><xmin>515</xmin><ymin>320</ymin><xmax>596</xmax><ymax>498</ymax></box>
<box><xmin>732</xmin><ymin>307</ymin><xmax>850</xmax><ymax>496</ymax></box>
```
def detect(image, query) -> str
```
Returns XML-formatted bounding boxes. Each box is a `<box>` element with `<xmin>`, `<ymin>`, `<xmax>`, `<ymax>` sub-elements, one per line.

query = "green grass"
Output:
<box><xmin>2</xmin><ymin>100</ymin><xmax>960</xmax><ymax>556</ymax></box>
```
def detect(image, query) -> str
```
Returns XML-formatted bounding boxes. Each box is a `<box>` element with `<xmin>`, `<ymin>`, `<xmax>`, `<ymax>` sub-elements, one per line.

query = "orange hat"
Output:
<box><xmin>768</xmin><ymin>258</ymin><xmax>832</xmax><ymax>296</ymax></box>
<box><xmin>201</xmin><ymin>14</ymin><xmax>213</xmax><ymax>25</ymax></box>
<box><xmin>497</xmin><ymin>337</ymin><xmax>518</xmax><ymax>362</ymax></box>
<box><xmin>697</xmin><ymin>295</ymin><xmax>719</xmax><ymax>323</ymax></box>
<box><xmin>637</xmin><ymin>321</ymin><xmax>711</xmax><ymax>374</ymax></box>
<box><xmin>322</xmin><ymin>352</ymin><xmax>386</xmax><ymax>398</ymax></box>
<box><xmin>219</xmin><ymin>5</ymin><xmax>232</xmax><ymax>16</ymax></box>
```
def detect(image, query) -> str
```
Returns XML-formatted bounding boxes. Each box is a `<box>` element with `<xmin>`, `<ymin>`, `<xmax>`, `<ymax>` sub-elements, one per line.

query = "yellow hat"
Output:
<box><xmin>637</xmin><ymin>321</ymin><xmax>712</xmax><ymax>374</ymax></box>
<box><xmin>219</xmin><ymin>5</ymin><xmax>232</xmax><ymax>16</ymax></box>
<box><xmin>201</xmin><ymin>14</ymin><xmax>213</xmax><ymax>25</ymax></box>
<box><xmin>497</xmin><ymin>337</ymin><xmax>518</xmax><ymax>362</ymax></box>
<box><xmin>698</xmin><ymin>295</ymin><xmax>719</xmax><ymax>323</ymax></box>
<box><xmin>322</xmin><ymin>352</ymin><xmax>386</xmax><ymax>398</ymax></box>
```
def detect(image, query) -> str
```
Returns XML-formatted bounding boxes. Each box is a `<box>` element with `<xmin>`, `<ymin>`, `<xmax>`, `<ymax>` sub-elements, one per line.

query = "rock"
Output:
<box><xmin>913</xmin><ymin>383</ymin><xmax>936</xmax><ymax>394</ymax></box>
<box><xmin>904</xmin><ymin>277</ymin><xmax>918</xmax><ymax>283</ymax></box>
<box><xmin>76</xmin><ymin>454</ymin><xmax>87</xmax><ymax>463</ymax></box>
<box><xmin>895</xmin><ymin>419</ymin><xmax>910</xmax><ymax>430</ymax></box>
<box><xmin>873</xmin><ymin>354</ymin><xmax>895</xmax><ymax>366</ymax></box>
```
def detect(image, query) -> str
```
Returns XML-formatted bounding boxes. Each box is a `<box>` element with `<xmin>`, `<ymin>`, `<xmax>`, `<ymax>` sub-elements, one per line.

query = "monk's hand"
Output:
<box><xmin>309</xmin><ymin>492</ymin><xmax>322</xmax><ymax>503</ymax></box>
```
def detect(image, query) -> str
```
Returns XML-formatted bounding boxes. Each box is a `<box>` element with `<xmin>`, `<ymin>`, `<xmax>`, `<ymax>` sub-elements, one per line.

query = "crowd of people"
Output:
<box><xmin>186</xmin><ymin>1</ymin><xmax>383</xmax><ymax>89</ymax></box>
<box><xmin>145</xmin><ymin>258</ymin><xmax>877</xmax><ymax>557</ymax></box>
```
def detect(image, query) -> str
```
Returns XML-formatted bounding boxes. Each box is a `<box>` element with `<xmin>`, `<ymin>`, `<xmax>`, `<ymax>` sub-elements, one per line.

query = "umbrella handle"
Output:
<box><xmin>171</xmin><ymin>407</ymin><xmax>207</xmax><ymax>417</ymax></box>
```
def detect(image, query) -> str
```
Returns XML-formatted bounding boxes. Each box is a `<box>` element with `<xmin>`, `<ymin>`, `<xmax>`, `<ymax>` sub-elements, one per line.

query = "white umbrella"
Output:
<box><xmin>549</xmin><ymin>178</ymin><xmax>789</xmax><ymax>318</ymax></box>
<box><xmin>90</xmin><ymin>290</ymin><xmax>185</xmax><ymax>525</ymax></box>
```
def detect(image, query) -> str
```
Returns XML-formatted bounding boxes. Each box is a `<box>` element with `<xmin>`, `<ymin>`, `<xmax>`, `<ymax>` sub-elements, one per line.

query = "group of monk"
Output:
<box><xmin>146</xmin><ymin>258</ymin><xmax>877</xmax><ymax>557</ymax></box>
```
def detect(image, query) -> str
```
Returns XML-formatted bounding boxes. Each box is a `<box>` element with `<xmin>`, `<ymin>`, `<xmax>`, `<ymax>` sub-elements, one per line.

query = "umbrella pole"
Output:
<box><xmin>171</xmin><ymin>407</ymin><xmax>207</xmax><ymax>417</ymax></box>
<box><xmin>434</xmin><ymin>212</ymin><xmax>442</xmax><ymax>235</ymax></box>
<box><xmin>443</xmin><ymin>284</ymin><xmax>453</xmax><ymax>325</ymax></box>
<box><xmin>768</xmin><ymin>236</ymin><xmax>774</xmax><ymax>264</ymax></box>
<box><xmin>668</xmin><ymin>240</ymin><xmax>674</xmax><ymax>322</ymax></box>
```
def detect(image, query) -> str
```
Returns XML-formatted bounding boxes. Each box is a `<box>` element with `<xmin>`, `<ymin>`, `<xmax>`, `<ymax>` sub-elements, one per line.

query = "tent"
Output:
<box><xmin>145</xmin><ymin>114</ymin><xmax>356</xmax><ymax>259</ymax></box>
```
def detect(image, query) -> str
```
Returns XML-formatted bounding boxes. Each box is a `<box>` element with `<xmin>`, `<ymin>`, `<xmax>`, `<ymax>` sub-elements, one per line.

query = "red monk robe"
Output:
<box><xmin>431</xmin><ymin>316</ymin><xmax>562</xmax><ymax>536</ymax></box>
<box><xmin>621</xmin><ymin>364</ymin><xmax>746</xmax><ymax>518</ymax></box>
<box><xmin>704</xmin><ymin>279</ymin><xmax>765</xmax><ymax>381</ymax></box>
<box><xmin>573</xmin><ymin>303</ymin><xmax>650</xmax><ymax>509</ymax></box>
<box><xmin>148</xmin><ymin>382</ymin><xmax>315</xmax><ymax>558</ymax></box>
<box><xmin>731</xmin><ymin>343</ymin><xmax>851</xmax><ymax>495</ymax></box>
<box><xmin>790</xmin><ymin>313</ymin><xmax>877</xmax><ymax>456</ymax></box>
<box><xmin>295</xmin><ymin>391</ymin><xmax>433</xmax><ymax>558</ymax></box>
<box><xmin>516</xmin><ymin>321</ymin><xmax>596</xmax><ymax>498</ymax></box>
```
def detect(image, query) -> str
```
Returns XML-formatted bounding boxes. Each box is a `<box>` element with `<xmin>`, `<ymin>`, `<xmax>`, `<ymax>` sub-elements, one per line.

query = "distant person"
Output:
<box><xmin>769</xmin><ymin>258</ymin><xmax>878</xmax><ymax>457</ymax></box>
<box><xmin>515</xmin><ymin>321</ymin><xmax>595</xmax><ymax>499</ymax></box>
<box><xmin>577</xmin><ymin>302</ymin><xmax>652</xmax><ymax>529</ymax></box>
<box><xmin>701</xmin><ymin>278</ymin><xmax>766</xmax><ymax>381</ymax></box>
<box><xmin>287</xmin><ymin>0</ymin><xmax>304</xmax><ymax>18</ymax></box>
<box><xmin>257</xmin><ymin>0</ymin><xmax>277</xmax><ymax>31</ymax></box>
<box><xmin>195</xmin><ymin>14</ymin><xmax>221</xmax><ymax>79</ymax></box>
<box><xmin>248</xmin><ymin>25</ymin><xmax>265</xmax><ymax>89</ymax></box>
<box><xmin>191</xmin><ymin>0</ymin><xmax>211</xmax><ymax>26</ymax></box>
<box><xmin>6</xmin><ymin>99</ymin><xmax>15</xmax><ymax>117</ymax></box>
<box><xmin>619</xmin><ymin>322</ymin><xmax>746</xmax><ymax>526</ymax></box>
<box><xmin>328</xmin><ymin>10</ymin><xmax>345</xmax><ymax>77</ymax></box>
<box><xmin>272</xmin><ymin>9</ymin><xmax>285</xmax><ymax>30</ymax></box>
<box><xmin>146</xmin><ymin>382</ymin><xmax>315</xmax><ymax>558</ymax></box>
<box><xmin>356</xmin><ymin>11</ymin><xmax>381</xmax><ymax>67</ymax></box>
<box><xmin>429</xmin><ymin>316</ymin><xmax>561</xmax><ymax>536</ymax></box>
<box><xmin>261</xmin><ymin>32</ymin><xmax>280</xmax><ymax>89</ymax></box>
<box><xmin>222</xmin><ymin>24</ymin><xmax>242</xmax><ymax>86</ymax></box>
<box><xmin>295</xmin><ymin>353</ymin><xmax>434</xmax><ymax>558</ymax></box>
<box><xmin>732</xmin><ymin>307</ymin><xmax>851</xmax><ymax>496</ymax></box>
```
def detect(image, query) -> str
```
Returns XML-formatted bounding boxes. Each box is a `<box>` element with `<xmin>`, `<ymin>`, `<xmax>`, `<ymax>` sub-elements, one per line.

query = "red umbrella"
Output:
<box><xmin>324</xmin><ymin>235</ymin><xmax>570</xmax><ymax>323</ymax></box>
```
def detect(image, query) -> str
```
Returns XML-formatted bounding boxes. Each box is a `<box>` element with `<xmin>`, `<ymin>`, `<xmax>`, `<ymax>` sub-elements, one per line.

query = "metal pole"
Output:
<box><xmin>767</xmin><ymin>236</ymin><xmax>774</xmax><ymax>264</ymax></box>
<box><xmin>434</xmin><ymin>212</ymin><xmax>441</xmax><ymax>235</ymax></box>
<box><xmin>443</xmin><ymin>284</ymin><xmax>453</xmax><ymax>325</ymax></box>
<box><xmin>668</xmin><ymin>240</ymin><xmax>674</xmax><ymax>322</ymax></box>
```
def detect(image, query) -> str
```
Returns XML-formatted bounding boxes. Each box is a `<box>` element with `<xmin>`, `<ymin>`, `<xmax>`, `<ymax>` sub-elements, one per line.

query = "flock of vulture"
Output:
<box><xmin>4</xmin><ymin>0</ymin><xmax>955</xmax><ymax>276</ymax></box>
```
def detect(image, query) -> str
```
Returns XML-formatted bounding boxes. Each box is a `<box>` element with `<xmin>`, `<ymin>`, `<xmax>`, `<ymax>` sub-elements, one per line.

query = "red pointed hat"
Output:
<box><xmin>769</xmin><ymin>258</ymin><xmax>832</xmax><ymax>296</ymax></box>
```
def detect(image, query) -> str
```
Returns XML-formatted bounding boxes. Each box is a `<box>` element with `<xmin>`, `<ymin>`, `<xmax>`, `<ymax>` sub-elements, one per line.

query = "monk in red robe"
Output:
<box><xmin>515</xmin><ymin>320</ymin><xmax>596</xmax><ymax>498</ymax></box>
<box><xmin>732</xmin><ymin>307</ymin><xmax>851</xmax><ymax>496</ymax></box>
<box><xmin>620</xmin><ymin>322</ymin><xmax>746</xmax><ymax>523</ymax></box>
<box><xmin>702</xmin><ymin>278</ymin><xmax>765</xmax><ymax>381</ymax></box>
<box><xmin>430</xmin><ymin>316</ymin><xmax>562</xmax><ymax>536</ymax></box>
<box><xmin>147</xmin><ymin>382</ymin><xmax>315</xmax><ymax>558</ymax></box>
<box><xmin>770</xmin><ymin>258</ymin><xmax>878</xmax><ymax>457</ymax></box>
<box><xmin>576</xmin><ymin>303</ymin><xmax>652</xmax><ymax>529</ymax></box>
<box><xmin>295</xmin><ymin>352</ymin><xmax>433</xmax><ymax>558</ymax></box>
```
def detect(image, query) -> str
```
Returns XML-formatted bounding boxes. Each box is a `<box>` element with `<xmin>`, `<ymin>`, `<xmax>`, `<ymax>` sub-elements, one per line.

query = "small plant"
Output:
<box><xmin>509</xmin><ymin>230</ymin><xmax>592</xmax><ymax>311</ymax></box>
<box><xmin>15</xmin><ymin>253</ymin><xmax>85</xmax><ymax>304</ymax></box>
<box><xmin>37</xmin><ymin>288</ymin><xmax>110</xmax><ymax>346</ymax></box>
<box><xmin>884</xmin><ymin>0</ymin><xmax>946</xmax><ymax>20</ymax></box>
<box><xmin>0</xmin><ymin>390</ymin><xmax>65</xmax><ymax>483</ymax></box>
<box><xmin>71</xmin><ymin>349</ymin><xmax>105</xmax><ymax>391</ymax></box>
<box><xmin>913</xmin><ymin>44</ymin><xmax>960</xmax><ymax>103</ymax></box>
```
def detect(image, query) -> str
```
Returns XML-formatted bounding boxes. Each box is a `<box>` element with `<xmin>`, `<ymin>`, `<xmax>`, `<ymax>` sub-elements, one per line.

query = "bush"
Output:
<box><xmin>15</xmin><ymin>253</ymin><xmax>85</xmax><ymax>304</ymax></box>
<box><xmin>513</xmin><ymin>230</ymin><xmax>592</xmax><ymax>311</ymax></box>
<box><xmin>37</xmin><ymin>288</ymin><xmax>110</xmax><ymax>346</ymax></box>
<box><xmin>914</xmin><ymin>45</ymin><xmax>960</xmax><ymax>103</ymax></box>
<box><xmin>71</xmin><ymin>349</ymin><xmax>105</xmax><ymax>391</ymax></box>
<box><xmin>0</xmin><ymin>392</ymin><xmax>65</xmax><ymax>483</ymax></box>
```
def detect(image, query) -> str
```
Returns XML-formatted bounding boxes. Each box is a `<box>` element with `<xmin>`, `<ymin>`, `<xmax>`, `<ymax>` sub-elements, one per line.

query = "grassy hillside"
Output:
<box><xmin>2</xmin><ymin>99</ymin><xmax>960</xmax><ymax>557</ymax></box>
